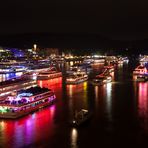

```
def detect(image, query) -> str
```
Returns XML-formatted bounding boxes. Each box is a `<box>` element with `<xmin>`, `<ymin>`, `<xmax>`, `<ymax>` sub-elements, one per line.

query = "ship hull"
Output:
<box><xmin>0</xmin><ymin>99</ymin><xmax>55</xmax><ymax>119</ymax></box>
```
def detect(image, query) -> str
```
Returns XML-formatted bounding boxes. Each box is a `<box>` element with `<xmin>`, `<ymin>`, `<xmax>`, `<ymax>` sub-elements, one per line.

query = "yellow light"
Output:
<box><xmin>83</xmin><ymin>82</ymin><xmax>87</xmax><ymax>91</ymax></box>
<box><xmin>71</xmin><ymin>128</ymin><xmax>78</xmax><ymax>147</ymax></box>
<box><xmin>33</xmin><ymin>44</ymin><xmax>37</xmax><ymax>51</ymax></box>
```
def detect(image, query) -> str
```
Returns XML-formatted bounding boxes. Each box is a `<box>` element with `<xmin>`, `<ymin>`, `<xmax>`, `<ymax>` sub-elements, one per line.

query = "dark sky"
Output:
<box><xmin>1</xmin><ymin>0</ymin><xmax>148</xmax><ymax>40</ymax></box>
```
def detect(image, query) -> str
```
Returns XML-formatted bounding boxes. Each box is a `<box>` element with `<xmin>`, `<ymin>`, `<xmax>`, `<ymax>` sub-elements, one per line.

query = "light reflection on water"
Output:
<box><xmin>68</xmin><ymin>85</ymin><xmax>74</xmax><ymax>98</ymax></box>
<box><xmin>66</xmin><ymin>82</ymin><xmax>89</xmax><ymax>114</ymax></box>
<box><xmin>0</xmin><ymin>61</ymin><xmax>148</xmax><ymax>147</ymax></box>
<box><xmin>0</xmin><ymin>105</ymin><xmax>56</xmax><ymax>148</ymax></box>
<box><xmin>71</xmin><ymin>128</ymin><xmax>78</xmax><ymax>148</ymax></box>
<box><xmin>105</xmin><ymin>83</ymin><xmax>112</xmax><ymax>121</ymax></box>
<box><xmin>138</xmin><ymin>82</ymin><xmax>148</xmax><ymax>130</ymax></box>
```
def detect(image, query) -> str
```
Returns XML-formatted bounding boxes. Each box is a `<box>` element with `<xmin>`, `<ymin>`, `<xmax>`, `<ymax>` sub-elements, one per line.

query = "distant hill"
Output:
<box><xmin>0</xmin><ymin>33</ymin><xmax>147</xmax><ymax>54</ymax></box>
<box><xmin>0</xmin><ymin>33</ymin><xmax>124</xmax><ymax>48</ymax></box>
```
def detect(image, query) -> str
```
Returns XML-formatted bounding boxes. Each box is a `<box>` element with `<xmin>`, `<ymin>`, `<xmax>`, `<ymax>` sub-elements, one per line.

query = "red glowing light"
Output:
<box><xmin>0</xmin><ymin>104</ymin><xmax>56</xmax><ymax>147</ymax></box>
<box><xmin>138</xmin><ymin>82</ymin><xmax>148</xmax><ymax>129</ymax></box>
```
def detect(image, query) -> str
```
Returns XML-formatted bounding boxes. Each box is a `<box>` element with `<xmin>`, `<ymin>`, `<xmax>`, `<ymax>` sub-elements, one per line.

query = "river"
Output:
<box><xmin>0</xmin><ymin>60</ymin><xmax>148</xmax><ymax>148</ymax></box>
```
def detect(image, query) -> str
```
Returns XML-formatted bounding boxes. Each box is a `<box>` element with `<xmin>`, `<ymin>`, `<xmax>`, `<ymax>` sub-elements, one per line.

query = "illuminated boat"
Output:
<box><xmin>0</xmin><ymin>80</ymin><xmax>37</xmax><ymax>97</ymax></box>
<box><xmin>37</xmin><ymin>67</ymin><xmax>62</xmax><ymax>80</ymax></box>
<box><xmin>91</xmin><ymin>55</ymin><xmax>106</xmax><ymax>64</ymax></box>
<box><xmin>118</xmin><ymin>60</ymin><xmax>124</xmax><ymax>64</ymax></box>
<box><xmin>0</xmin><ymin>86</ymin><xmax>56</xmax><ymax>118</ymax></box>
<box><xmin>0</xmin><ymin>76</ymin><xmax>31</xmax><ymax>87</ymax></box>
<box><xmin>66</xmin><ymin>66</ymin><xmax>82</xmax><ymax>75</ymax></box>
<box><xmin>66</xmin><ymin>72</ymin><xmax>88</xmax><ymax>84</ymax></box>
<box><xmin>52</xmin><ymin>56</ymin><xmax>65</xmax><ymax>63</ymax></box>
<box><xmin>67</xmin><ymin>64</ymin><xmax>92</xmax><ymax>75</ymax></box>
<box><xmin>0</xmin><ymin>66</ymin><xmax>15</xmax><ymax>73</ymax></box>
<box><xmin>139</xmin><ymin>55</ymin><xmax>148</xmax><ymax>62</ymax></box>
<box><xmin>27</xmin><ymin>65</ymin><xmax>50</xmax><ymax>73</ymax></box>
<box><xmin>103</xmin><ymin>65</ymin><xmax>114</xmax><ymax>73</ymax></box>
<box><xmin>91</xmin><ymin>74</ymin><xmax>112</xmax><ymax>85</ymax></box>
<box><xmin>0</xmin><ymin>65</ymin><xmax>27</xmax><ymax>74</ymax></box>
<box><xmin>91</xmin><ymin>58</ymin><xmax>105</xmax><ymax>66</ymax></box>
<box><xmin>133</xmin><ymin>65</ymin><xmax>148</xmax><ymax>75</ymax></box>
<box><xmin>71</xmin><ymin>109</ymin><xmax>92</xmax><ymax>127</ymax></box>
<box><xmin>83</xmin><ymin>58</ymin><xmax>94</xmax><ymax>64</ymax></box>
<box><xmin>11</xmin><ymin>65</ymin><xmax>27</xmax><ymax>72</ymax></box>
<box><xmin>77</xmin><ymin>63</ymin><xmax>93</xmax><ymax>74</ymax></box>
<box><xmin>117</xmin><ymin>57</ymin><xmax>124</xmax><ymax>64</ymax></box>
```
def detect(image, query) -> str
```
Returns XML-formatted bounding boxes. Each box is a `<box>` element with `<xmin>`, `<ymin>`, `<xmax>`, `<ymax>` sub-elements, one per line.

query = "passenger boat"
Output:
<box><xmin>0</xmin><ymin>60</ymin><xmax>18</xmax><ymax>65</ymax></box>
<box><xmin>0</xmin><ymin>65</ymin><xmax>26</xmax><ymax>74</ymax></box>
<box><xmin>66</xmin><ymin>72</ymin><xmax>88</xmax><ymax>84</ymax></box>
<box><xmin>0</xmin><ymin>86</ymin><xmax>56</xmax><ymax>118</ymax></box>
<box><xmin>71</xmin><ymin>109</ymin><xmax>92</xmax><ymax>127</ymax></box>
<box><xmin>91</xmin><ymin>74</ymin><xmax>112</xmax><ymax>85</ymax></box>
<box><xmin>0</xmin><ymin>66</ymin><xmax>15</xmax><ymax>73</ymax></box>
<box><xmin>67</xmin><ymin>64</ymin><xmax>92</xmax><ymax>75</ymax></box>
<box><xmin>139</xmin><ymin>55</ymin><xmax>148</xmax><ymax>62</ymax></box>
<box><xmin>83</xmin><ymin>58</ymin><xmax>94</xmax><ymax>64</ymax></box>
<box><xmin>133</xmin><ymin>64</ymin><xmax>148</xmax><ymax>75</ymax></box>
<box><xmin>118</xmin><ymin>60</ymin><xmax>124</xmax><ymax>64</ymax></box>
<box><xmin>11</xmin><ymin>65</ymin><xmax>27</xmax><ymax>72</ymax></box>
<box><xmin>37</xmin><ymin>67</ymin><xmax>62</xmax><ymax>80</ymax></box>
<box><xmin>52</xmin><ymin>56</ymin><xmax>65</xmax><ymax>63</ymax></box>
<box><xmin>117</xmin><ymin>58</ymin><xmax>124</xmax><ymax>64</ymax></box>
<box><xmin>0</xmin><ymin>80</ymin><xmax>37</xmax><ymax>97</ymax></box>
<box><xmin>103</xmin><ymin>65</ymin><xmax>114</xmax><ymax>73</ymax></box>
<box><xmin>78</xmin><ymin>63</ymin><xmax>93</xmax><ymax>74</ymax></box>
<box><xmin>0</xmin><ymin>76</ymin><xmax>31</xmax><ymax>88</ymax></box>
<box><xmin>66</xmin><ymin>66</ymin><xmax>82</xmax><ymax>75</ymax></box>
<box><xmin>27</xmin><ymin>65</ymin><xmax>50</xmax><ymax>73</ymax></box>
<box><xmin>91</xmin><ymin>58</ymin><xmax>105</xmax><ymax>66</ymax></box>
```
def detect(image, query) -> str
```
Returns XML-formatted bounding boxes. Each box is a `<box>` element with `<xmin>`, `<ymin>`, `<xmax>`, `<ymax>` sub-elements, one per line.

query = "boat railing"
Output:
<box><xmin>0</xmin><ymin>91</ymin><xmax>55</xmax><ymax>107</ymax></box>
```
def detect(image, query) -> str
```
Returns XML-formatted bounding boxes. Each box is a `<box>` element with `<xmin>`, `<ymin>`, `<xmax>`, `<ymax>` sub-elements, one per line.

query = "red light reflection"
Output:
<box><xmin>66</xmin><ymin>83</ymin><xmax>86</xmax><ymax>97</ymax></box>
<box><xmin>0</xmin><ymin>105</ymin><xmax>56</xmax><ymax>148</ymax></box>
<box><xmin>138</xmin><ymin>82</ymin><xmax>148</xmax><ymax>130</ymax></box>
<box><xmin>37</xmin><ymin>77</ymin><xmax>62</xmax><ymax>90</ymax></box>
<box><xmin>37</xmin><ymin>77</ymin><xmax>62</xmax><ymax>98</ymax></box>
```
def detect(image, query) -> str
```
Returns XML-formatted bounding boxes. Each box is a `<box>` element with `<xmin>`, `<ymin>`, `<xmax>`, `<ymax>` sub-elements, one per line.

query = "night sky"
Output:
<box><xmin>1</xmin><ymin>0</ymin><xmax>148</xmax><ymax>40</ymax></box>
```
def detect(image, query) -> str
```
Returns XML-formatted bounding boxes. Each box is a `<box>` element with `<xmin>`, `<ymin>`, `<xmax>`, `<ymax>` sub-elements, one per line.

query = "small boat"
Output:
<box><xmin>66</xmin><ymin>72</ymin><xmax>88</xmax><ymax>84</ymax></box>
<box><xmin>71</xmin><ymin>109</ymin><xmax>92</xmax><ymax>127</ymax></box>
<box><xmin>133</xmin><ymin>64</ymin><xmax>148</xmax><ymax>75</ymax></box>
<box><xmin>67</xmin><ymin>63</ymin><xmax>92</xmax><ymax>75</ymax></box>
<box><xmin>37</xmin><ymin>67</ymin><xmax>62</xmax><ymax>80</ymax></box>
<box><xmin>91</xmin><ymin>57</ymin><xmax>105</xmax><ymax>65</ymax></box>
<box><xmin>27</xmin><ymin>65</ymin><xmax>51</xmax><ymax>73</ymax></box>
<box><xmin>103</xmin><ymin>65</ymin><xmax>114</xmax><ymax>73</ymax></box>
<box><xmin>91</xmin><ymin>73</ymin><xmax>112</xmax><ymax>85</ymax></box>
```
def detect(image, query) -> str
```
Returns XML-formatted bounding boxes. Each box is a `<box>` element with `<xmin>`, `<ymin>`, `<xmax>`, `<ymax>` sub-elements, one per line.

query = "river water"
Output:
<box><xmin>0</xmin><ymin>61</ymin><xmax>148</xmax><ymax>148</ymax></box>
